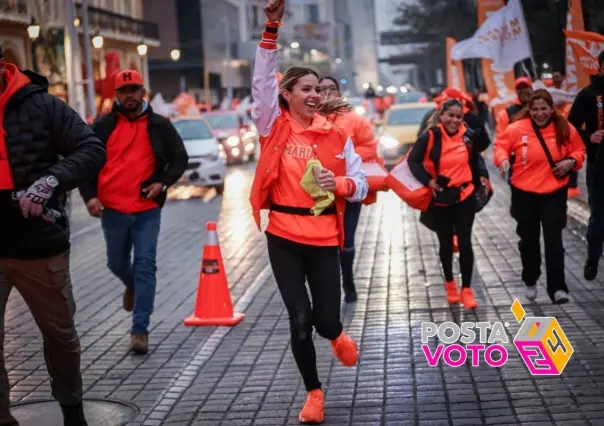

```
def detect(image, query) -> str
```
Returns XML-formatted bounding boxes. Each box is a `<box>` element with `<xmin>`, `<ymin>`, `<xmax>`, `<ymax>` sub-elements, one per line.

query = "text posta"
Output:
<box><xmin>421</xmin><ymin>322</ymin><xmax>509</xmax><ymax>368</ymax></box>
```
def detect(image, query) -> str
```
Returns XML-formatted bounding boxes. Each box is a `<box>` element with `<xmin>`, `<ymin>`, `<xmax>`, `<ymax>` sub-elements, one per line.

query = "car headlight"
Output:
<box><xmin>227</xmin><ymin>136</ymin><xmax>240</xmax><ymax>147</ymax></box>
<box><xmin>355</xmin><ymin>106</ymin><xmax>366</xmax><ymax>116</ymax></box>
<box><xmin>379</xmin><ymin>135</ymin><xmax>399</xmax><ymax>149</ymax></box>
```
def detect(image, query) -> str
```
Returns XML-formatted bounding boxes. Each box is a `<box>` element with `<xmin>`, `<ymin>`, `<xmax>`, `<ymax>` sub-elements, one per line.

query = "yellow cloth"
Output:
<box><xmin>300</xmin><ymin>159</ymin><xmax>335</xmax><ymax>216</ymax></box>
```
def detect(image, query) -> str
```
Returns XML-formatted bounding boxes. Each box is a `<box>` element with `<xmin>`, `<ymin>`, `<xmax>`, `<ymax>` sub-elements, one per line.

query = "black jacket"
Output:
<box><xmin>0</xmin><ymin>70</ymin><xmax>106</xmax><ymax>259</ymax></box>
<box><xmin>78</xmin><ymin>102</ymin><xmax>188</xmax><ymax>208</ymax></box>
<box><xmin>567</xmin><ymin>75</ymin><xmax>604</xmax><ymax>164</ymax></box>
<box><xmin>408</xmin><ymin>126</ymin><xmax>489</xmax><ymax>188</ymax></box>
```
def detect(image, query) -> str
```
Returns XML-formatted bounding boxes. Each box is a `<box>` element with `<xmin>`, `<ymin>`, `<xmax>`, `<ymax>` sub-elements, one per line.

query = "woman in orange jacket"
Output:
<box><xmin>494</xmin><ymin>89</ymin><xmax>585</xmax><ymax>304</ymax></box>
<box><xmin>318</xmin><ymin>76</ymin><xmax>379</xmax><ymax>303</ymax></box>
<box><xmin>249</xmin><ymin>1</ymin><xmax>368</xmax><ymax>423</ymax></box>
<box><xmin>408</xmin><ymin>99</ymin><xmax>491</xmax><ymax>310</ymax></box>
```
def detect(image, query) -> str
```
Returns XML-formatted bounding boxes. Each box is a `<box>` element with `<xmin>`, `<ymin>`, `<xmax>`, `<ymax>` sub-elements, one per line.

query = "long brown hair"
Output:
<box><xmin>279</xmin><ymin>67</ymin><xmax>353</xmax><ymax>116</ymax></box>
<box><xmin>426</xmin><ymin>98</ymin><xmax>464</xmax><ymax>129</ymax></box>
<box><xmin>511</xmin><ymin>88</ymin><xmax>570</xmax><ymax>148</ymax></box>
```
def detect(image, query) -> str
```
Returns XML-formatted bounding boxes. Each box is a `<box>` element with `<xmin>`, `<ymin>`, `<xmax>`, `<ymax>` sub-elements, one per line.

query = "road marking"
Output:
<box><xmin>135</xmin><ymin>263</ymin><xmax>273</xmax><ymax>425</ymax></box>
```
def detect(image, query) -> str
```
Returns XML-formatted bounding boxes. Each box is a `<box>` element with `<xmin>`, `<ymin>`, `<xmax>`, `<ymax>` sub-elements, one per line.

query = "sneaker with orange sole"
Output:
<box><xmin>460</xmin><ymin>288</ymin><xmax>478</xmax><ymax>309</ymax></box>
<box><xmin>299</xmin><ymin>389</ymin><xmax>324</xmax><ymax>424</ymax></box>
<box><xmin>445</xmin><ymin>280</ymin><xmax>460</xmax><ymax>304</ymax></box>
<box><xmin>330</xmin><ymin>331</ymin><xmax>358</xmax><ymax>367</ymax></box>
<box><xmin>453</xmin><ymin>235</ymin><xmax>459</xmax><ymax>253</ymax></box>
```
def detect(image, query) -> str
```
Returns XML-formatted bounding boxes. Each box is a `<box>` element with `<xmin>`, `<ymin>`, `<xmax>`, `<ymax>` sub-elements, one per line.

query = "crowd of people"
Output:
<box><xmin>0</xmin><ymin>0</ymin><xmax>604</xmax><ymax>423</ymax></box>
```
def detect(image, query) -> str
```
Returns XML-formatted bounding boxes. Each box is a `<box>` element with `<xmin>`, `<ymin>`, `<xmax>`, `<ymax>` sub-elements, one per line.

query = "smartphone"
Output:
<box><xmin>436</xmin><ymin>175</ymin><xmax>451</xmax><ymax>187</ymax></box>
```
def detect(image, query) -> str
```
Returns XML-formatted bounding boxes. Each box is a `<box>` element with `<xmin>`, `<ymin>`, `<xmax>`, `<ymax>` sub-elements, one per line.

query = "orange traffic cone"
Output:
<box><xmin>184</xmin><ymin>222</ymin><xmax>244</xmax><ymax>326</ymax></box>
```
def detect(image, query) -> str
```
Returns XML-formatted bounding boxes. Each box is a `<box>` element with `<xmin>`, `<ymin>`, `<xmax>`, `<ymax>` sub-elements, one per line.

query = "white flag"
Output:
<box><xmin>451</xmin><ymin>0</ymin><xmax>532</xmax><ymax>72</ymax></box>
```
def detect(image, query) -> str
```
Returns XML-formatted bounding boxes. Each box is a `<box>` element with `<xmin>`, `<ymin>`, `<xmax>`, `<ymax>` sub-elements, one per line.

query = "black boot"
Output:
<box><xmin>584</xmin><ymin>260</ymin><xmax>598</xmax><ymax>281</ymax></box>
<box><xmin>61</xmin><ymin>401</ymin><xmax>88</xmax><ymax>426</ymax></box>
<box><xmin>340</xmin><ymin>249</ymin><xmax>357</xmax><ymax>303</ymax></box>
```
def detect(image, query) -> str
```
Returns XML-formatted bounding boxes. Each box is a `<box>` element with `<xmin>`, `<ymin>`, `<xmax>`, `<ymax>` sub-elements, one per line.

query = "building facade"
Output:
<box><xmin>0</xmin><ymin>0</ymin><xmax>160</xmax><ymax>116</ymax></box>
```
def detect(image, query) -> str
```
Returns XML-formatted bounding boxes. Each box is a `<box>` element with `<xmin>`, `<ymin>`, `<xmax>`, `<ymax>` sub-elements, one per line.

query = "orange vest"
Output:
<box><xmin>250</xmin><ymin>109</ymin><xmax>349</xmax><ymax>249</ymax></box>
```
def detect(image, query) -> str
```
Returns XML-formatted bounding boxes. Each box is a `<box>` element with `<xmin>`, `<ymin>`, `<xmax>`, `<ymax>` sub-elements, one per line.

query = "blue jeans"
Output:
<box><xmin>101</xmin><ymin>208</ymin><xmax>161</xmax><ymax>335</ymax></box>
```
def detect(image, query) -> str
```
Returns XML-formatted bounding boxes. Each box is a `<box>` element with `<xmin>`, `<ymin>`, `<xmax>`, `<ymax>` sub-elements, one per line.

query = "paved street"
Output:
<box><xmin>6</xmin><ymin>161</ymin><xmax>604</xmax><ymax>426</ymax></box>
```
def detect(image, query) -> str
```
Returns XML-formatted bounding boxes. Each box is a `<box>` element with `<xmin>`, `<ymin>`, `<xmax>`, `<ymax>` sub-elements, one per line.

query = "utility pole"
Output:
<box><xmin>224</xmin><ymin>16</ymin><xmax>233</xmax><ymax>108</ymax></box>
<box><xmin>81</xmin><ymin>0</ymin><xmax>96</xmax><ymax>118</ymax></box>
<box><xmin>63</xmin><ymin>0</ymin><xmax>84</xmax><ymax>117</ymax></box>
<box><xmin>200</xmin><ymin>0</ymin><xmax>211</xmax><ymax>107</ymax></box>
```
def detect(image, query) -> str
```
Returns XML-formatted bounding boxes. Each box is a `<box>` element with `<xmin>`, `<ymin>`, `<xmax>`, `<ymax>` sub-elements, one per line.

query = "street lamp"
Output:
<box><xmin>170</xmin><ymin>49</ymin><xmax>181</xmax><ymax>62</ymax></box>
<box><xmin>335</xmin><ymin>58</ymin><xmax>342</xmax><ymax>64</ymax></box>
<box><xmin>27</xmin><ymin>18</ymin><xmax>40</xmax><ymax>41</ymax></box>
<box><xmin>137</xmin><ymin>41</ymin><xmax>148</xmax><ymax>56</ymax></box>
<box><xmin>290</xmin><ymin>41</ymin><xmax>300</xmax><ymax>49</ymax></box>
<box><xmin>92</xmin><ymin>32</ymin><xmax>104</xmax><ymax>49</ymax></box>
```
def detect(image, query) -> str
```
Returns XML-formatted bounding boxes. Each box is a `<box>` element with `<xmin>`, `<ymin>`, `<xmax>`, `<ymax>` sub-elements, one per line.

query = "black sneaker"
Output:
<box><xmin>61</xmin><ymin>401</ymin><xmax>88</xmax><ymax>426</ymax></box>
<box><xmin>584</xmin><ymin>262</ymin><xmax>598</xmax><ymax>281</ymax></box>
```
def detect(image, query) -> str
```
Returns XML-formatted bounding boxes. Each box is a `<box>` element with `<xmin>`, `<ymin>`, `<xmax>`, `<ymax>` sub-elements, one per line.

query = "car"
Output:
<box><xmin>203</xmin><ymin>111</ymin><xmax>258</xmax><ymax>164</ymax></box>
<box><xmin>377</xmin><ymin>102</ymin><xmax>437</xmax><ymax>169</ymax></box>
<box><xmin>171</xmin><ymin>117</ymin><xmax>227</xmax><ymax>194</ymax></box>
<box><xmin>395</xmin><ymin>91</ymin><xmax>427</xmax><ymax>104</ymax></box>
<box><xmin>344</xmin><ymin>96</ymin><xmax>368</xmax><ymax>117</ymax></box>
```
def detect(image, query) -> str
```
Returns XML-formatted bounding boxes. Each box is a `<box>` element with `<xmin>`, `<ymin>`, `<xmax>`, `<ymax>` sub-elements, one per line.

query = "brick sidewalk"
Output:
<box><xmin>6</xmin><ymin>164</ymin><xmax>604</xmax><ymax>426</ymax></box>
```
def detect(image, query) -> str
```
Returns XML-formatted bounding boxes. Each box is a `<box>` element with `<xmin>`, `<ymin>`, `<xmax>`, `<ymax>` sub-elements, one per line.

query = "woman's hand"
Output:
<box><xmin>480</xmin><ymin>177</ymin><xmax>491</xmax><ymax>193</ymax></box>
<box><xmin>314</xmin><ymin>167</ymin><xmax>336</xmax><ymax>191</ymax></box>
<box><xmin>499</xmin><ymin>160</ymin><xmax>510</xmax><ymax>178</ymax></box>
<box><xmin>553</xmin><ymin>158</ymin><xmax>575</xmax><ymax>178</ymax></box>
<box><xmin>428</xmin><ymin>179</ymin><xmax>442</xmax><ymax>196</ymax></box>
<box><xmin>264</xmin><ymin>0</ymin><xmax>285</xmax><ymax>23</ymax></box>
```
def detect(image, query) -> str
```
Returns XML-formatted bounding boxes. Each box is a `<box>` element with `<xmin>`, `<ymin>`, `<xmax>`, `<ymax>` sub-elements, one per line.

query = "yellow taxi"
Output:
<box><xmin>377</xmin><ymin>101</ymin><xmax>437</xmax><ymax>168</ymax></box>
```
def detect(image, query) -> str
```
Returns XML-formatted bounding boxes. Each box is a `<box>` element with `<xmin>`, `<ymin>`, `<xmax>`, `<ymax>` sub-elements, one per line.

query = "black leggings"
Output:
<box><xmin>432</xmin><ymin>196</ymin><xmax>476</xmax><ymax>287</ymax></box>
<box><xmin>266</xmin><ymin>232</ymin><xmax>343</xmax><ymax>391</ymax></box>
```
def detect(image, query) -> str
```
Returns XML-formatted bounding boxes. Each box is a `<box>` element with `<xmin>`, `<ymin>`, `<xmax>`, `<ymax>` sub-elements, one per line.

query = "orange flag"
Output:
<box><xmin>564</xmin><ymin>0</ymin><xmax>589</xmax><ymax>92</ymax></box>
<box><xmin>446</xmin><ymin>37</ymin><xmax>467</xmax><ymax>93</ymax></box>
<box><xmin>564</xmin><ymin>30</ymin><xmax>604</xmax><ymax>77</ymax></box>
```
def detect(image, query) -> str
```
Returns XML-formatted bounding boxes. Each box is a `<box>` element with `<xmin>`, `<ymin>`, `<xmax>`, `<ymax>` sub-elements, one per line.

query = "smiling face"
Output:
<box><xmin>282</xmin><ymin>74</ymin><xmax>321</xmax><ymax>121</ymax></box>
<box><xmin>440</xmin><ymin>103</ymin><xmax>464</xmax><ymax>134</ymax></box>
<box><xmin>319</xmin><ymin>78</ymin><xmax>340</xmax><ymax>100</ymax></box>
<box><xmin>529</xmin><ymin>98</ymin><xmax>554</xmax><ymax>127</ymax></box>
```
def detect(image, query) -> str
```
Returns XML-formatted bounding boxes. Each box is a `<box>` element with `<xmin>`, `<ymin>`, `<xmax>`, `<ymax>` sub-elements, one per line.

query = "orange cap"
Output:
<box><xmin>115</xmin><ymin>69</ymin><xmax>144</xmax><ymax>90</ymax></box>
<box><xmin>515</xmin><ymin>76</ymin><xmax>532</xmax><ymax>89</ymax></box>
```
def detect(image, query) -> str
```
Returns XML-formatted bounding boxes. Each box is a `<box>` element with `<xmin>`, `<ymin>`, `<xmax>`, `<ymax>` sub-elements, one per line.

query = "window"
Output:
<box><xmin>205</xmin><ymin>113</ymin><xmax>240</xmax><ymax>130</ymax></box>
<box><xmin>386</xmin><ymin>107</ymin><xmax>435</xmax><ymax>126</ymax></box>
<box><xmin>173</xmin><ymin>120</ymin><xmax>214</xmax><ymax>140</ymax></box>
<box><xmin>252</xmin><ymin>5</ymin><xmax>259</xmax><ymax>28</ymax></box>
<box><xmin>307</xmin><ymin>4</ymin><xmax>319</xmax><ymax>24</ymax></box>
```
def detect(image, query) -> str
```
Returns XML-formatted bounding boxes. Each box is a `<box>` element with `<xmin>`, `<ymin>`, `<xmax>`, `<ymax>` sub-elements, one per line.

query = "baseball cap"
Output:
<box><xmin>515</xmin><ymin>76</ymin><xmax>532</xmax><ymax>89</ymax></box>
<box><xmin>115</xmin><ymin>69</ymin><xmax>144</xmax><ymax>90</ymax></box>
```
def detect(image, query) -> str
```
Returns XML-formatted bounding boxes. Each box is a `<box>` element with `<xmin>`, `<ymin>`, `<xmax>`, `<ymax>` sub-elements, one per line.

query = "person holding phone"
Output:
<box><xmin>249</xmin><ymin>1</ymin><xmax>368</xmax><ymax>423</ymax></box>
<box><xmin>494</xmin><ymin>89</ymin><xmax>585</xmax><ymax>304</ymax></box>
<box><xmin>408</xmin><ymin>99</ymin><xmax>491</xmax><ymax>310</ymax></box>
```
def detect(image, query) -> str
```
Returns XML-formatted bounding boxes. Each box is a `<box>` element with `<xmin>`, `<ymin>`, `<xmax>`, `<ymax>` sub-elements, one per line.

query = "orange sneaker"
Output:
<box><xmin>568</xmin><ymin>187</ymin><xmax>581</xmax><ymax>198</ymax></box>
<box><xmin>330</xmin><ymin>331</ymin><xmax>358</xmax><ymax>367</ymax></box>
<box><xmin>445</xmin><ymin>280</ymin><xmax>460</xmax><ymax>304</ymax></box>
<box><xmin>299</xmin><ymin>389</ymin><xmax>324</xmax><ymax>424</ymax></box>
<box><xmin>460</xmin><ymin>288</ymin><xmax>478</xmax><ymax>309</ymax></box>
<box><xmin>453</xmin><ymin>235</ymin><xmax>459</xmax><ymax>253</ymax></box>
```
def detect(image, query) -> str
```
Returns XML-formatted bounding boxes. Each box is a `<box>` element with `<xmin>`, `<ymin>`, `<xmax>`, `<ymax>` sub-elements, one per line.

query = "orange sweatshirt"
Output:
<box><xmin>494</xmin><ymin>118</ymin><xmax>585</xmax><ymax>194</ymax></box>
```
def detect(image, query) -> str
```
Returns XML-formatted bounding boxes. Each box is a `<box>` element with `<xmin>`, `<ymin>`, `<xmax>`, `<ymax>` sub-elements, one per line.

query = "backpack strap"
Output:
<box><xmin>426</xmin><ymin>126</ymin><xmax>443</xmax><ymax>177</ymax></box>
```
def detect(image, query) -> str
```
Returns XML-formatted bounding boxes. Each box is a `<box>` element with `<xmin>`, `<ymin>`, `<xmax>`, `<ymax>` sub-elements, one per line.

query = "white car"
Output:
<box><xmin>172</xmin><ymin>117</ymin><xmax>227</xmax><ymax>194</ymax></box>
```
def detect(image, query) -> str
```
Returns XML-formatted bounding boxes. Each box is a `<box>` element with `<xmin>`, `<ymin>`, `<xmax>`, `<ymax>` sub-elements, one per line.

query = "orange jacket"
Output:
<box><xmin>249</xmin><ymin>38</ymin><xmax>368</xmax><ymax>249</ymax></box>
<box><xmin>494</xmin><ymin>118</ymin><xmax>585</xmax><ymax>194</ymax></box>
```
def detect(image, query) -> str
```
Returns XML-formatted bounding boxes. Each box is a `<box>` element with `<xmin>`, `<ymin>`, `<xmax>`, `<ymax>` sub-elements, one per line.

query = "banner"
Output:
<box><xmin>452</xmin><ymin>0</ymin><xmax>531</xmax><ymax>72</ymax></box>
<box><xmin>477</xmin><ymin>0</ymin><xmax>516</xmax><ymax>115</ymax></box>
<box><xmin>446</xmin><ymin>37</ymin><xmax>467</xmax><ymax>92</ymax></box>
<box><xmin>564</xmin><ymin>0</ymin><xmax>589</xmax><ymax>92</ymax></box>
<box><xmin>564</xmin><ymin>30</ymin><xmax>604</xmax><ymax>76</ymax></box>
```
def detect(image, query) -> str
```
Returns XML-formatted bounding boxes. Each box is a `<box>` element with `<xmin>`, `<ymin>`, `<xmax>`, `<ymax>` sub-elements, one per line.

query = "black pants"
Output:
<box><xmin>586</xmin><ymin>162</ymin><xmax>604</xmax><ymax>264</ymax></box>
<box><xmin>340</xmin><ymin>201</ymin><xmax>362</xmax><ymax>289</ymax></box>
<box><xmin>266</xmin><ymin>232</ymin><xmax>343</xmax><ymax>391</ymax></box>
<box><xmin>432</xmin><ymin>196</ymin><xmax>476</xmax><ymax>287</ymax></box>
<box><xmin>511</xmin><ymin>186</ymin><xmax>569</xmax><ymax>301</ymax></box>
